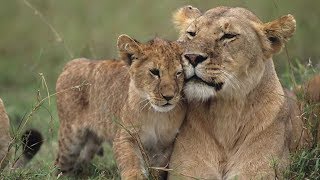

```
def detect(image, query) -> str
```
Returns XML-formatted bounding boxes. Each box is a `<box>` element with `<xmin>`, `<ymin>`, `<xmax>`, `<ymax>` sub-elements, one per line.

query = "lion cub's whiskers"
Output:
<box><xmin>149</xmin><ymin>96</ymin><xmax>164</xmax><ymax>101</ymax></box>
<box><xmin>140</xmin><ymin>100</ymin><xmax>152</xmax><ymax>112</ymax></box>
<box><xmin>138</xmin><ymin>98</ymin><xmax>149</xmax><ymax>105</ymax></box>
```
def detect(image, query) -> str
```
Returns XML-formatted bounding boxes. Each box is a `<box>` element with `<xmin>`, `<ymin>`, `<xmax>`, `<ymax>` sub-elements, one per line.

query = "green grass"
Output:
<box><xmin>0</xmin><ymin>0</ymin><xmax>320</xmax><ymax>179</ymax></box>
<box><xmin>285</xmin><ymin>147</ymin><xmax>320</xmax><ymax>179</ymax></box>
<box><xmin>281</xmin><ymin>56</ymin><xmax>320</xmax><ymax>179</ymax></box>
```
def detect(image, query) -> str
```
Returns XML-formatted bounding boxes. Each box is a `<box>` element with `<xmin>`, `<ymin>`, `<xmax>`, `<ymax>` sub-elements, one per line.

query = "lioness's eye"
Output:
<box><xmin>186</xmin><ymin>31</ymin><xmax>196</xmax><ymax>40</ymax></box>
<box><xmin>187</xmin><ymin>31</ymin><xmax>196</xmax><ymax>37</ymax></box>
<box><xmin>220</xmin><ymin>33</ymin><xmax>238</xmax><ymax>41</ymax></box>
<box><xmin>149</xmin><ymin>68</ymin><xmax>160</xmax><ymax>77</ymax></box>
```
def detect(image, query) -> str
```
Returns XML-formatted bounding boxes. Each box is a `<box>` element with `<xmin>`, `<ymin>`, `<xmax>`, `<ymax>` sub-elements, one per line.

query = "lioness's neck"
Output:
<box><xmin>190</xmin><ymin>59</ymin><xmax>285</xmax><ymax>150</ymax></box>
<box><xmin>216</xmin><ymin>59</ymin><xmax>283</xmax><ymax>104</ymax></box>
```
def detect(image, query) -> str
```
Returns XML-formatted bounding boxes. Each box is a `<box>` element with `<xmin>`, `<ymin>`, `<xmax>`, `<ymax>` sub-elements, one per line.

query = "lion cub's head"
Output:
<box><xmin>173</xmin><ymin>6</ymin><xmax>296</xmax><ymax>101</ymax></box>
<box><xmin>117</xmin><ymin>35</ymin><xmax>184</xmax><ymax>112</ymax></box>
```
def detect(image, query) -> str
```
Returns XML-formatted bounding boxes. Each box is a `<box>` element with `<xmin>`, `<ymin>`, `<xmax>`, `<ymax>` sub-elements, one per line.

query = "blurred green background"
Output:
<box><xmin>0</xmin><ymin>0</ymin><xmax>319</xmax><ymax>178</ymax></box>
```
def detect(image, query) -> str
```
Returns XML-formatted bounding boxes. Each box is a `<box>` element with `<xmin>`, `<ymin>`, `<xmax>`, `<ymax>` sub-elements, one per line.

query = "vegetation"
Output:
<box><xmin>0</xmin><ymin>0</ymin><xmax>319</xmax><ymax>179</ymax></box>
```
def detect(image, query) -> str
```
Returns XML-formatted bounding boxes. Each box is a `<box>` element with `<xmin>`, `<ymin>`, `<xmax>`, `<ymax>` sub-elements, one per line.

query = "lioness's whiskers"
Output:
<box><xmin>220</xmin><ymin>73</ymin><xmax>237</xmax><ymax>90</ymax></box>
<box><xmin>221</xmin><ymin>70</ymin><xmax>242</xmax><ymax>90</ymax></box>
<box><xmin>220</xmin><ymin>71</ymin><xmax>238</xmax><ymax>91</ymax></box>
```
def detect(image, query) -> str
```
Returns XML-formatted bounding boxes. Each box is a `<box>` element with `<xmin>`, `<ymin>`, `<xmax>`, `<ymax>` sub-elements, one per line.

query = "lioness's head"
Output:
<box><xmin>173</xmin><ymin>6</ymin><xmax>296</xmax><ymax>101</ymax></box>
<box><xmin>117</xmin><ymin>35</ymin><xmax>184</xmax><ymax>112</ymax></box>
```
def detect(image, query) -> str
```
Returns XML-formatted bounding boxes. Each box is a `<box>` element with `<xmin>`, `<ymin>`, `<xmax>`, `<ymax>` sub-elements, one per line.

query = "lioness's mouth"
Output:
<box><xmin>186</xmin><ymin>76</ymin><xmax>224</xmax><ymax>91</ymax></box>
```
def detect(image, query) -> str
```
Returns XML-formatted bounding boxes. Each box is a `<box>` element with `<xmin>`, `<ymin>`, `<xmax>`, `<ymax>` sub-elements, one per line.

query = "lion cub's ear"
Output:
<box><xmin>117</xmin><ymin>34</ymin><xmax>142</xmax><ymax>65</ymax></box>
<box><xmin>172</xmin><ymin>5</ymin><xmax>202</xmax><ymax>36</ymax></box>
<box><xmin>262</xmin><ymin>14</ymin><xmax>296</xmax><ymax>56</ymax></box>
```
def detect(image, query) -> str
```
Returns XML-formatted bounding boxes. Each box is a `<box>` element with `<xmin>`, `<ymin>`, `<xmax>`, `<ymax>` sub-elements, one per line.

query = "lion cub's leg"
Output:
<box><xmin>75</xmin><ymin>131</ymin><xmax>103</xmax><ymax>172</ymax></box>
<box><xmin>113</xmin><ymin>129</ymin><xmax>146</xmax><ymax>180</ymax></box>
<box><xmin>56</xmin><ymin>125</ymin><xmax>88</xmax><ymax>175</ymax></box>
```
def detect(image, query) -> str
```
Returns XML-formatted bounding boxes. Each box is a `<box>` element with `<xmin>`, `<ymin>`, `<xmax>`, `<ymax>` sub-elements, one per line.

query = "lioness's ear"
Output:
<box><xmin>172</xmin><ymin>5</ymin><xmax>202</xmax><ymax>35</ymax></box>
<box><xmin>263</xmin><ymin>14</ymin><xmax>296</xmax><ymax>56</ymax></box>
<box><xmin>117</xmin><ymin>34</ymin><xmax>142</xmax><ymax>65</ymax></box>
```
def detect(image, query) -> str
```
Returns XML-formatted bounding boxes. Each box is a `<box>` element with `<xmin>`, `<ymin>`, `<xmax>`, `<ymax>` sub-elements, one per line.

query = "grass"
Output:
<box><xmin>0</xmin><ymin>0</ymin><xmax>319</xmax><ymax>179</ymax></box>
<box><xmin>285</xmin><ymin>147</ymin><xmax>320</xmax><ymax>179</ymax></box>
<box><xmin>281</xmin><ymin>56</ymin><xmax>320</xmax><ymax>179</ymax></box>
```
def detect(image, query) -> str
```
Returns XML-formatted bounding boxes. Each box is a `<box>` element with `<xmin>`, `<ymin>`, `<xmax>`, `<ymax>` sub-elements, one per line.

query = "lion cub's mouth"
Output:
<box><xmin>163</xmin><ymin>102</ymin><xmax>173</xmax><ymax>107</ymax></box>
<box><xmin>186</xmin><ymin>76</ymin><xmax>224</xmax><ymax>91</ymax></box>
<box><xmin>151</xmin><ymin>103</ymin><xmax>175</xmax><ymax>112</ymax></box>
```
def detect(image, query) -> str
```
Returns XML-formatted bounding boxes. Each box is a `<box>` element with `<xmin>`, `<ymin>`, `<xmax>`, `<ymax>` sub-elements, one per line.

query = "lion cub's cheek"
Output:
<box><xmin>129</xmin><ymin>81</ymin><xmax>150</xmax><ymax>101</ymax></box>
<box><xmin>184</xmin><ymin>82</ymin><xmax>216</xmax><ymax>101</ymax></box>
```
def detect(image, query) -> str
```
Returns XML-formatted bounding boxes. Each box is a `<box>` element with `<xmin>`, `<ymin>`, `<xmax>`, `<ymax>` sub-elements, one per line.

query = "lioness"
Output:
<box><xmin>168</xmin><ymin>6</ymin><xmax>309</xmax><ymax>179</ymax></box>
<box><xmin>0</xmin><ymin>98</ymin><xmax>43</xmax><ymax>170</ymax></box>
<box><xmin>55</xmin><ymin>35</ymin><xmax>186</xmax><ymax>179</ymax></box>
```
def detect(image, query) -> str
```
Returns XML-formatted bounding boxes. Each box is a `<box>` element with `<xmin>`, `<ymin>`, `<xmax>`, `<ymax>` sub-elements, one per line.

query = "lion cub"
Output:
<box><xmin>0</xmin><ymin>98</ymin><xmax>11</xmax><ymax>169</ymax></box>
<box><xmin>55</xmin><ymin>35</ymin><xmax>186</xmax><ymax>179</ymax></box>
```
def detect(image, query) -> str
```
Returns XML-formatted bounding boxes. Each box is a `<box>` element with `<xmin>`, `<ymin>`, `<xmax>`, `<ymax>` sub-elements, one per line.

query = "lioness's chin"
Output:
<box><xmin>184</xmin><ymin>82</ymin><xmax>216</xmax><ymax>101</ymax></box>
<box><xmin>151</xmin><ymin>104</ymin><xmax>175</xmax><ymax>112</ymax></box>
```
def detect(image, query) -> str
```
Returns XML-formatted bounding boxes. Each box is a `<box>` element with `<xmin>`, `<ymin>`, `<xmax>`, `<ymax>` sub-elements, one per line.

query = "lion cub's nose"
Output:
<box><xmin>162</xmin><ymin>95</ymin><xmax>174</xmax><ymax>101</ymax></box>
<box><xmin>184</xmin><ymin>54</ymin><xmax>208</xmax><ymax>67</ymax></box>
<box><xmin>161</xmin><ymin>92</ymin><xmax>174</xmax><ymax>101</ymax></box>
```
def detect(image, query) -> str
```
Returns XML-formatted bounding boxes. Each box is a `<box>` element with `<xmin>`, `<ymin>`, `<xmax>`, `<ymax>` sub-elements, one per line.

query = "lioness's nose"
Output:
<box><xmin>184</xmin><ymin>54</ymin><xmax>208</xmax><ymax>67</ymax></box>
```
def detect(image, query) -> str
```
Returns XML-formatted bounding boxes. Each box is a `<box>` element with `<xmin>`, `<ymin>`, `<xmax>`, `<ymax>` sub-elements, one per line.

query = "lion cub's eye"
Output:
<box><xmin>149</xmin><ymin>68</ymin><xmax>160</xmax><ymax>77</ymax></box>
<box><xmin>220</xmin><ymin>33</ymin><xmax>238</xmax><ymax>41</ymax></box>
<box><xmin>176</xmin><ymin>71</ymin><xmax>183</xmax><ymax>77</ymax></box>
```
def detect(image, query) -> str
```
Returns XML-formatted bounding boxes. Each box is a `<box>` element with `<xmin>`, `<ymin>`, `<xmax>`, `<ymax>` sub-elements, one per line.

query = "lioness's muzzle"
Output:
<box><xmin>184</xmin><ymin>53</ymin><xmax>208</xmax><ymax>67</ymax></box>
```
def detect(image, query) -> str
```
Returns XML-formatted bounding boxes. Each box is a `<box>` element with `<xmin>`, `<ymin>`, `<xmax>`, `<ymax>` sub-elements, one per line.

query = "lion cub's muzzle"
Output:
<box><xmin>150</xmin><ymin>96</ymin><xmax>179</xmax><ymax>113</ymax></box>
<box><xmin>149</xmin><ymin>87</ymin><xmax>181</xmax><ymax>113</ymax></box>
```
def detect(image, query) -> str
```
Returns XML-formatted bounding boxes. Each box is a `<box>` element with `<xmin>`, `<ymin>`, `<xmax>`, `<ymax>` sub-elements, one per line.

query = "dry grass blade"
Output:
<box><xmin>22</xmin><ymin>0</ymin><xmax>74</xmax><ymax>58</ymax></box>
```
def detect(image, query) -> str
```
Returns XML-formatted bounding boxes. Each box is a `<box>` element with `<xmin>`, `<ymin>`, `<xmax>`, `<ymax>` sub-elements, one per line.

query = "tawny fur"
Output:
<box><xmin>305</xmin><ymin>75</ymin><xmax>320</xmax><ymax>105</ymax></box>
<box><xmin>55</xmin><ymin>35</ymin><xmax>186</xmax><ymax>179</ymax></box>
<box><xmin>305</xmin><ymin>75</ymin><xmax>320</xmax><ymax>143</ymax></box>
<box><xmin>168</xmin><ymin>6</ymin><xmax>310</xmax><ymax>179</ymax></box>
<box><xmin>172</xmin><ymin>5</ymin><xmax>202</xmax><ymax>40</ymax></box>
